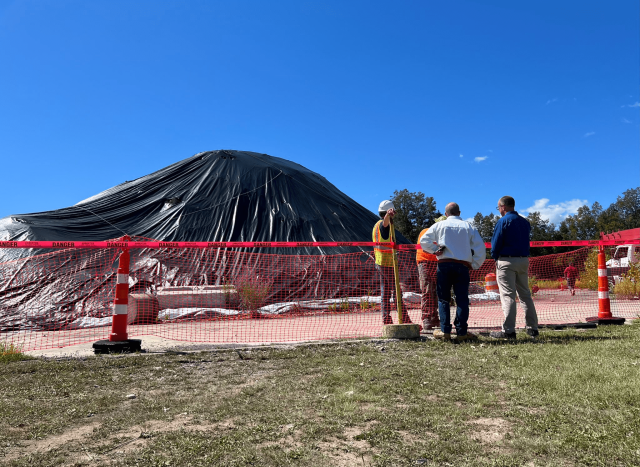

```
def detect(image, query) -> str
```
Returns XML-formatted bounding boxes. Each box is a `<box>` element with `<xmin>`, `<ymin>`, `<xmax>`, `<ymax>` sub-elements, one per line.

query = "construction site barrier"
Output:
<box><xmin>0</xmin><ymin>239</ymin><xmax>637</xmax><ymax>351</ymax></box>
<box><xmin>1</xmin><ymin>239</ymin><xmax>639</xmax><ymax>249</ymax></box>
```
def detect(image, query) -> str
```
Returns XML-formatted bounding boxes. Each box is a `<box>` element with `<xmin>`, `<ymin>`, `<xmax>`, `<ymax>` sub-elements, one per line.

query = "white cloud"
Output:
<box><xmin>628</xmin><ymin>102</ymin><xmax>640</xmax><ymax>108</ymax></box>
<box><xmin>583</xmin><ymin>131</ymin><xmax>595</xmax><ymax>137</ymax></box>
<box><xmin>622</xmin><ymin>118</ymin><xmax>632</xmax><ymax>124</ymax></box>
<box><xmin>546</xmin><ymin>98</ymin><xmax>558</xmax><ymax>105</ymax></box>
<box><xmin>521</xmin><ymin>198</ymin><xmax>588</xmax><ymax>225</ymax></box>
<box><xmin>474</xmin><ymin>156</ymin><xmax>488</xmax><ymax>162</ymax></box>
<box><xmin>459</xmin><ymin>154</ymin><xmax>464</xmax><ymax>158</ymax></box>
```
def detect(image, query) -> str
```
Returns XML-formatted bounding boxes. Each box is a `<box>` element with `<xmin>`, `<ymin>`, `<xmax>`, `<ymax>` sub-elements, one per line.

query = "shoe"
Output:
<box><xmin>422</xmin><ymin>318</ymin><xmax>441</xmax><ymax>330</ymax></box>
<box><xmin>383</xmin><ymin>315</ymin><xmax>393</xmax><ymax>325</ymax></box>
<box><xmin>433</xmin><ymin>329</ymin><xmax>451</xmax><ymax>340</ymax></box>
<box><xmin>526</xmin><ymin>328</ymin><xmax>539</xmax><ymax>337</ymax></box>
<box><xmin>490</xmin><ymin>331</ymin><xmax>516</xmax><ymax>340</ymax></box>
<box><xmin>454</xmin><ymin>331</ymin><xmax>478</xmax><ymax>342</ymax></box>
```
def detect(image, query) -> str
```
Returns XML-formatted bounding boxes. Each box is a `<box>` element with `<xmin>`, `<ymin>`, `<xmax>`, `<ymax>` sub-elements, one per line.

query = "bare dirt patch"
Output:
<box><xmin>4</xmin><ymin>422</ymin><xmax>101</xmax><ymax>462</ymax></box>
<box><xmin>467</xmin><ymin>417</ymin><xmax>512</xmax><ymax>443</ymax></box>
<box><xmin>3</xmin><ymin>415</ymin><xmax>235</xmax><ymax>464</ymax></box>
<box><xmin>313</xmin><ymin>424</ymin><xmax>379</xmax><ymax>466</ymax></box>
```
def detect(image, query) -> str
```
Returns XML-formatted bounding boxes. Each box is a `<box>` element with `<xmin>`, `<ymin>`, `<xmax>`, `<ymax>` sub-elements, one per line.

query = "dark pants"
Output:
<box><xmin>436</xmin><ymin>262</ymin><xmax>470</xmax><ymax>336</ymax></box>
<box><xmin>418</xmin><ymin>262</ymin><xmax>438</xmax><ymax>321</ymax></box>
<box><xmin>375</xmin><ymin>264</ymin><xmax>406</xmax><ymax>321</ymax></box>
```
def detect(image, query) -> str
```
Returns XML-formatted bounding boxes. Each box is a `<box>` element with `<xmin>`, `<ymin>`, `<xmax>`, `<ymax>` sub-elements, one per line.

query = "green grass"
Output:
<box><xmin>1</xmin><ymin>323</ymin><xmax>640</xmax><ymax>466</ymax></box>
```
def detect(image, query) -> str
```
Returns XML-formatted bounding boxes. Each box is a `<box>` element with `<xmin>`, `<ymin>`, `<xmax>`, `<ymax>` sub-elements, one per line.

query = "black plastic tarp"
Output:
<box><xmin>0</xmin><ymin>150</ymin><xmax>411</xmax><ymax>263</ymax></box>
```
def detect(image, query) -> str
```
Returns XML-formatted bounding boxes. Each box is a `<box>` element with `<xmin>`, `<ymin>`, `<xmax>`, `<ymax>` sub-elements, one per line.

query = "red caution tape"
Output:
<box><xmin>0</xmin><ymin>239</ymin><xmax>638</xmax><ymax>249</ymax></box>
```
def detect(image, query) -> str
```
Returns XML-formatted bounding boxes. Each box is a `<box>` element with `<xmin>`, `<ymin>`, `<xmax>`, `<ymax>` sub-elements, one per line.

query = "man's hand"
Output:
<box><xmin>435</xmin><ymin>246</ymin><xmax>445</xmax><ymax>256</ymax></box>
<box><xmin>383</xmin><ymin>208</ymin><xmax>396</xmax><ymax>227</ymax></box>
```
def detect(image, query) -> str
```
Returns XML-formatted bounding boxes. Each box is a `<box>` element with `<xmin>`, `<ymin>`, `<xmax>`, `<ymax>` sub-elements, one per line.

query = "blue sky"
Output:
<box><xmin>1</xmin><ymin>0</ymin><xmax>638</xmax><ymax>229</ymax></box>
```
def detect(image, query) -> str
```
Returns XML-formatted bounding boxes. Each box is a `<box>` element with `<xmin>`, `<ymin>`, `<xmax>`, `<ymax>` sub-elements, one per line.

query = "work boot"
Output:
<box><xmin>526</xmin><ymin>328</ymin><xmax>539</xmax><ymax>337</ymax></box>
<box><xmin>382</xmin><ymin>315</ymin><xmax>393</xmax><ymax>325</ymax></box>
<box><xmin>433</xmin><ymin>329</ymin><xmax>451</xmax><ymax>341</ymax></box>
<box><xmin>490</xmin><ymin>331</ymin><xmax>516</xmax><ymax>340</ymax></box>
<box><xmin>454</xmin><ymin>331</ymin><xmax>478</xmax><ymax>342</ymax></box>
<box><xmin>422</xmin><ymin>317</ymin><xmax>440</xmax><ymax>330</ymax></box>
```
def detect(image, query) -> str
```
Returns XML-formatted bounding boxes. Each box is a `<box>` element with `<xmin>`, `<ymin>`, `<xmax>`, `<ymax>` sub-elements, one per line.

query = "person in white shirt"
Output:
<box><xmin>419</xmin><ymin>202</ymin><xmax>486</xmax><ymax>341</ymax></box>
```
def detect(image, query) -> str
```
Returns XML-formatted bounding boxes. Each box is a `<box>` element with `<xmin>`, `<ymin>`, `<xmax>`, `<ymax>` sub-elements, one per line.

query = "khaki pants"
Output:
<box><xmin>496</xmin><ymin>257</ymin><xmax>538</xmax><ymax>333</ymax></box>
<box><xmin>418</xmin><ymin>262</ymin><xmax>438</xmax><ymax>321</ymax></box>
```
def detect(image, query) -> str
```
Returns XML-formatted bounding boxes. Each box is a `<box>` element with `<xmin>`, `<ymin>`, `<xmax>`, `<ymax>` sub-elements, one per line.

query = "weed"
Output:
<box><xmin>328</xmin><ymin>296</ymin><xmax>351</xmax><ymax>312</ymax></box>
<box><xmin>221</xmin><ymin>277</ymin><xmax>236</xmax><ymax>308</ymax></box>
<box><xmin>0</xmin><ymin>341</ymin><xmax>31</xmax><ymax>363</ymax></box>
<box><xmin>0</xmin><ymin>341</ymin><xmax>21</xmax><ymax>354</ymax></box>
<box><xmin>359</xmin><ymin>297</ymin><xmax>373</xmax><ymax>310</ymax></box>
<box><xmin>234</xmin><ymin>268</ymin><xmax>272</xmax><ymax>313</ymax></box>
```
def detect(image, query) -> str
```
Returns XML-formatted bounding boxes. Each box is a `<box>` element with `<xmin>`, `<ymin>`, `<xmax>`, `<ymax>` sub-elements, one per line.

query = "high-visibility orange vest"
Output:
<box><xmin>372</xmin><ymin>220</ymin><xmax>394</xmax><ymax>267</ymax></box>
<box><xmin>416</xmin><ymin>227</ymin><xmax>437</xmax><ymax>263</ymax></box>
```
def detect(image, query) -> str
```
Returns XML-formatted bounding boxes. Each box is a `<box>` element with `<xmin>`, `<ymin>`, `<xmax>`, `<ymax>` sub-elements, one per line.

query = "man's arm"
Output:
<box><xmin>419</xmin><ymin>226</ymin><xmax>439</xmax><ymax>254</ymax></box>
<box><xmin>470</xmin><ymin>228</ymin><xmax>486</xmax><ymax>270</ymax></box>
<box><xmin>490</xmin><ymin>219</ymin><xmax>503</xmax><ymax>260</ymax></box>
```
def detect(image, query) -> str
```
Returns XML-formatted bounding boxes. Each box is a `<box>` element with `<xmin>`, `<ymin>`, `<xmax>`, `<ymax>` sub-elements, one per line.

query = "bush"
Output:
<box><xmin>234</xmin><ymin>269</ymin><xmax>272</xmax><ymax>313</ymax></box>
<box><xmin>613</xmin><ymin>279</ymin><xmax>638</xmax><ymax>300</ymax></box>
<box><xmin>613</xmin><ymin>263</ymin><xmax>640</xmax><ymax>300</ymax></box>
<box><xmin>580</xmin><ymin>248</ymin><xmax>601</xmax><ymax>291</ymax></box>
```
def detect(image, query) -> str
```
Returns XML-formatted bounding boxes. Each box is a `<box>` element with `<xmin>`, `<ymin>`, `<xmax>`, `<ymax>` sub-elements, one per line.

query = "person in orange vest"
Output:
<box><xmin>416</xmin><ymin>216</ymin><xmax>446</xmax><ymax>330</ymax></box>
<box><xmin>372</xmin><ymin>200</ymin><xmax>413</xmax><ymax>325</ymax></box>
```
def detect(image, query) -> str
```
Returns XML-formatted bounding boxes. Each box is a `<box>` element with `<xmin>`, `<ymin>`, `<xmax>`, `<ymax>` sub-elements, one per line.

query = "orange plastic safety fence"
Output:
<box><xmin>1</xmin><ymin>245</ymin><xmax>638</xmax><ymax>351</ymax></box>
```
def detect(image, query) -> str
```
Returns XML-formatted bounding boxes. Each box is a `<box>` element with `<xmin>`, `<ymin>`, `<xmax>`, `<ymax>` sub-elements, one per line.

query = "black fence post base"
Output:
<box><xmin>93</xmin><ymin>339</ymin><xmax>142</xmax><ymax>354</ymax></box>
<box><xmin>585</xmin><ymin>317</ymin><xmax>626</xmax><ymax>325</ymax></box>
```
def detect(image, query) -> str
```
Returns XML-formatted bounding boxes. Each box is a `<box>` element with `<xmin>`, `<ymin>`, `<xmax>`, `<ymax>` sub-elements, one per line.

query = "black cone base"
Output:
<box><xmin>93</xmin><ymin>339</ymin><xmax>142</xmax><ymax>354</ymax></box>
<box><xmin>539</xmin><ymin>322</ymin><xmax>598</xmax><ymax>330</ymax></box>
<box><xmin>585</xmin><ymin>317</ymin><xmax>626</xmax><ymax>325</ymax></box>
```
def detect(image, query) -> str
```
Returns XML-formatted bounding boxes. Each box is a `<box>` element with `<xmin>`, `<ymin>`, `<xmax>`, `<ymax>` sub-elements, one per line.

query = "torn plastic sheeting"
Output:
<box><xmin>469</xmin><ymin>292</ymin><xmax>501</xmax><ymax>302</ymax></box>
<box><xmin>67</xmin><ymin>316</ymin><xmax>113</xmax><ymax>329</ymax></box>
<box><xmin>158</xmin><ymin>307</ymin><xmax>242</xmax><ymax>321</ymax></box>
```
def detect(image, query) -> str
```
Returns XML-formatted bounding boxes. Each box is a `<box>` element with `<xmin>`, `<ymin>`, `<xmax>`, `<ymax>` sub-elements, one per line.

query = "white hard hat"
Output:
<box><xmin>378</xmin><ymin>200</ymin><xmax>394</xmax><ymax>212</ymax></box>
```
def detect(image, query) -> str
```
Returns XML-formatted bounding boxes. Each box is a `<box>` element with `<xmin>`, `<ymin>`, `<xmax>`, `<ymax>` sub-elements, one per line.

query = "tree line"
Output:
<box><xmin>390</xmin><ymin>187</ymin><xmax>640</xmax><ymax>257</ymax></box>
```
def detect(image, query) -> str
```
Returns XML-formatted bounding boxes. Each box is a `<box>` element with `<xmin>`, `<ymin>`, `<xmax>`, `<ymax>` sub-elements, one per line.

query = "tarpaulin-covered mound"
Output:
<box><xmin>0</xmin><ymin>149</ymin><xmax>411</xmax><ymax>263</ymax></box>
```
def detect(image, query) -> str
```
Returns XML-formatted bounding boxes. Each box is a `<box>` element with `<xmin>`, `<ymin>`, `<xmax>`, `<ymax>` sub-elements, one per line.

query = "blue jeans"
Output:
<box><xmin>436</xmin><ymin>262</ymin><xmax>470</xmax><ymax>336</ymax></box>
<box><xmin>375</xmin><ymin>264</ymin><xmax>405</xmax><ymax>320</ymax></box>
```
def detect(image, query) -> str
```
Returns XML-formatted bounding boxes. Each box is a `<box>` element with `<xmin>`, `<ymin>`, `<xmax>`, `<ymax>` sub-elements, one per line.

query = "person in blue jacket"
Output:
<box><xmin>489</xmin><ymin>196</ymin><xmax>539</xmax><ymax>339</ymax></box>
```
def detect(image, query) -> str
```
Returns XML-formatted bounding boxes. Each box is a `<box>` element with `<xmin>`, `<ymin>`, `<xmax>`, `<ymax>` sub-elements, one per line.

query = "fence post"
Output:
<box><xmin>109</xmin><ymin>242</ymin><xmax>131</xmax><ymax>341</ymax></box>
<box><xmin>586</xmin><ymin>245</ymin><xmax>625</xmax><ymax>325</ymax></box>
<box><xmin>597</xmin><ymin>246</ymin><xmax>612</xmax><ymax>319</ymax></box>
<box><xmin>93</xmin><ymin>236</ymin><xmax>142</xmax><ymax>354</ymax></box>
<box><xmin>389</xmin><ymin>222</ymin><xmax>404</xmax><ymax>324</ymax></box>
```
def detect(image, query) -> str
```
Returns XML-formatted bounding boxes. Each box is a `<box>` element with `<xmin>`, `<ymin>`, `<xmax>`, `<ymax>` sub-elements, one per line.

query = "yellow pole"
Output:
<box><xmin>389</xmin><ymin>220</ymin><xmax>404</xmax><ymax>324</ymax></box>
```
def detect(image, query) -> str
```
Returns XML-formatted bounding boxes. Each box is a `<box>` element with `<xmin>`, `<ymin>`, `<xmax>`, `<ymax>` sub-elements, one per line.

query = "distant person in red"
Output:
<box><xmin>564</xmin><ymin>263</ymin><xmax>579</xmax><ymax>296</ymax></box>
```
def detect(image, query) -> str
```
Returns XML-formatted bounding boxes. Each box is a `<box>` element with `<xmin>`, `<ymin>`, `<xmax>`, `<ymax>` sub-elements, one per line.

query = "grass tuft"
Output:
<box><xmin>0</xmin><ymin>341</ymin><xmax>32</xmax><ymax>363</ymax></box>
